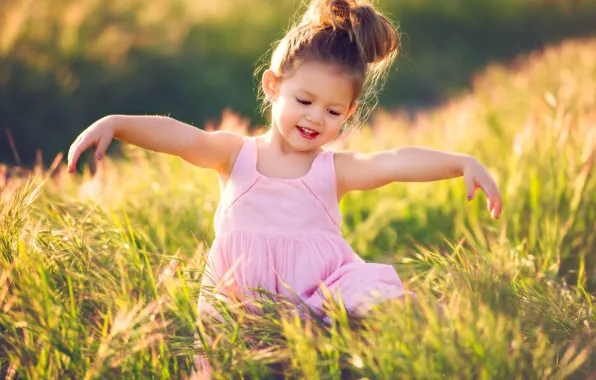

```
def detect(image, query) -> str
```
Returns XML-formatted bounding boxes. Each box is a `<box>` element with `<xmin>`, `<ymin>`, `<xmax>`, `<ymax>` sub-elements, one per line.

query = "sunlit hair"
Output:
<box><xmin>257</xmin><ymin>0</ymin><xmax>400</xmax><ymax>132</ymax></box>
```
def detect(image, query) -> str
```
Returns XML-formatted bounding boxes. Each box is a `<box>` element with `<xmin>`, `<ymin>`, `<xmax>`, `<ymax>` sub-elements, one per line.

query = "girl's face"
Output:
<box><xmin>263</xmin><ymin>60</ymin><xmax>357</xmax><ymax>152</ymax></box>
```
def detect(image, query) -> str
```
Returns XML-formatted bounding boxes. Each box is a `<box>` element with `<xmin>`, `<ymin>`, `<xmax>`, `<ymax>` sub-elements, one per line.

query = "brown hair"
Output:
<box><xmin>258</xmin><ymin>0</ymin><xmax>400</xmax><ymax>131</ymax></box>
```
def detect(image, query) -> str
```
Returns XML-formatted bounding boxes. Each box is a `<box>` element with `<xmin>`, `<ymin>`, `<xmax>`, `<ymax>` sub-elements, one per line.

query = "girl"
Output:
<box><xmin>68</xmin><ymin>0</ymin><xmax>502</xmax><ymax>375</ymax></box>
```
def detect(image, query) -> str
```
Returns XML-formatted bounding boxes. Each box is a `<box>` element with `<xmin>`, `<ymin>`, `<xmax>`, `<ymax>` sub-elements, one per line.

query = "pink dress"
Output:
<box><xmin>198</xmin><ymin>136</ymin><xmax>412</xmax><ymax>322</ymax></box>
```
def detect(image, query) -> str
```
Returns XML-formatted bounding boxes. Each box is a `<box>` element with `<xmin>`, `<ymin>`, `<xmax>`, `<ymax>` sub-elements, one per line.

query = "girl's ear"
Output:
<box><xmin>262</xmin><ymin>69</ymin><xmax>280</xmax><ymax>102</ymax></box>
<box><xmin>345</xmin><ymin>102</ymin><xmax>358</xmax><ymax>122</ymax></box>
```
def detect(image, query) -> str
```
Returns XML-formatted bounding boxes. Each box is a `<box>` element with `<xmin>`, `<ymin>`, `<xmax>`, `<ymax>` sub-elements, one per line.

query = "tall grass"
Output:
<box><xmin>1</xmin><ymin>38</ymin><xmax>595</xmax><ymax>378</ymax></box>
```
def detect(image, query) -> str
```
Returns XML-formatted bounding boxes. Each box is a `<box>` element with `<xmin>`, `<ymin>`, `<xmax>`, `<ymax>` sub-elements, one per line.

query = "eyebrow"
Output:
<box><xmin>297</xmin><ymin>89</ymin><xmax>347</xmax><ymax>109</ymax></box>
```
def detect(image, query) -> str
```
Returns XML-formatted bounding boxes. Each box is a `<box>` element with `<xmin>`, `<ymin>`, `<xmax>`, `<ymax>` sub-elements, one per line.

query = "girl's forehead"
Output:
<box><xmin>289</xmin><ymin>60</ymin><xmax>352</xmax><ymax>82</ymax></box>
<box><xmin>283</xmin><ymin>61</ymin><xmax>355</xmax><ymax>103</ymax></box>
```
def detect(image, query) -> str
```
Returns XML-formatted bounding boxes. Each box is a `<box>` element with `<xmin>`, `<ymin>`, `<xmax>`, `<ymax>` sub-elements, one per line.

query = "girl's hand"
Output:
<box><xmin>67</xmin><ymin>116</ymin><xmax>115</xmax><ymax>173</ymax></box>
<box><xmin>463</xmin><ymin>157</ymin><xmax>502</xmax><ymax>219</ymax></box>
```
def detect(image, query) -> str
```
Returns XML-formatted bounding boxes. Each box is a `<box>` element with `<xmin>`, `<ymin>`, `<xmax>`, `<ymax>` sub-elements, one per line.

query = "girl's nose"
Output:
<box><xmin>307</xmin><ymin>108</ymin><xmax>323</xmax><ymax>124</ymax></box>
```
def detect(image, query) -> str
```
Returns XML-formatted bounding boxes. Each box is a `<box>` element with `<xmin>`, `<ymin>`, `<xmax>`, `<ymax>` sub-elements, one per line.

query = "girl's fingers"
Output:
<box><xmin>465</xmin><ymin>170</ymin><xmax>503</xmax><ymax>219</ymax></box>
<box><xmin>68</xmin><ymin>138</ymin><xmax>93</xmax><ymax>173</ymax></box>
<box><xmin>487</xmin><ymin>198</ymin><xmax>496</xmax><ymax>218</ymax></box>
<box><xmin>487</xmin><ymin>188</ymin><xmax>502</xmax><ymax>219</ymax></box>
<box><xmin>67</xmin><ymin>139</ymin><xmax>78</xmax><ymax>167</ymax></box>
<box><xmin>478</xmin><ymin>178</ymin><xmax>502</xmax><ymax>219</ymax></box>
<box><xmin>95</xmin><ymin>136</ymin><xmax>112</xmax><ymax>160</ymax></box>
<box><xmin>464</xmin><ymin>173</ymin><xmax>476</xmax><ymax>200</ymax></box>
<box><xmin>68</xmin><ymin>145</ymin><xmax>83</xmax><ymax>173</ymax></box>
<box><xmin>493</xmin><ymin>194</ymin><xmax>503</xmax><ymax>219</ymax></box>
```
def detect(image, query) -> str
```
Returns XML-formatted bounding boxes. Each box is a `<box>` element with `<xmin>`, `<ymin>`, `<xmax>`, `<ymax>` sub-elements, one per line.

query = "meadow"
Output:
<box><xmin>1</xmin><ymin>37</ymin><xmax>595</xmax><ymax>379</ymax></box>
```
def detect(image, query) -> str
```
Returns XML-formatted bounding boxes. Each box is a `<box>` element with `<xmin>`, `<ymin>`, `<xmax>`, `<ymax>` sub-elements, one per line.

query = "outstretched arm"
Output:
<box><xmin>334</xmin><ymin>147</ymin><xmax>502</xmax><ymax>219</ymax></box>
<box><xmin>68</xmin><ymin>115</ymin><xmax>243</xmax><ymax>174</ymax></box>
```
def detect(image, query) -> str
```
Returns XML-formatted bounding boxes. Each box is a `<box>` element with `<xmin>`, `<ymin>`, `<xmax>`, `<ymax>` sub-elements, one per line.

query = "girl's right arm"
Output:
<box><xmin>67</xmin><ymin>115</ymin><xmax>244</xmax><ymax>174</ymax></box>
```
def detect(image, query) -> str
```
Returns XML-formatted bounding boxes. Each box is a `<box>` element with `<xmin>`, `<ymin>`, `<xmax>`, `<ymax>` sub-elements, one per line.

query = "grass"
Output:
<box><xmin>1</xmin><ymin>37</ymin><xmax>595</xmax><ymax>379</ymax></box>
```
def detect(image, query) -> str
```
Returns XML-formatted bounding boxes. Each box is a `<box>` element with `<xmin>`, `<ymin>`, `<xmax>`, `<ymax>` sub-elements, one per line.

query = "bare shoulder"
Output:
<box><xmin>207</xmin><ymin>130</ymin><xmax>245</xmax><ymax>173</ymax></box>
<box><xmin>183</xmin><ymin>129</ymin><xmax>245</xmax><ymax>174</ymax></box>
<box><xmin>206</xmin><ymin>129</ymin><xmax>245</xmax><ymax>152</ymax></box>
<box><xmin>333</xmin><ymin>149</ymin><xmax>372</xmax><ymax>174</ymax></box>
<box><xmin>332</xmin><ymin>148</ymin><xmax>396</xmax><ymax>196</ymax></box>
<box><xmin>332</xmin><ymin>149</ymin><xmax>364</xmax><ymax>198</ymax></box>
<box><xmin>332</xmin><ymin>149</ymin><xmax>359</xmax><ymax>170</ymax></box>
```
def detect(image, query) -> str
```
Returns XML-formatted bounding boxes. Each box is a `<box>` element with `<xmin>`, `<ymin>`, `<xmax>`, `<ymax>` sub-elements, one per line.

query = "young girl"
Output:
<box><xmin>68</xmin><ymin>0</ymin><xmax>502</xmax><ymax>375</ymax></box>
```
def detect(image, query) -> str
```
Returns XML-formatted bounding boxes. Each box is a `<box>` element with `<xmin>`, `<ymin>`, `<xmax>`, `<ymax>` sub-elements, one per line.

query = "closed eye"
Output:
<box><xmin>296</xmin><ymin>97</ymin><xmax>311</xmax><ymax>105</ymax></box>
<box><xmin>297</xmin><ymin>97</ymin><xmax>341</xmax><ymax>116</ymax></box>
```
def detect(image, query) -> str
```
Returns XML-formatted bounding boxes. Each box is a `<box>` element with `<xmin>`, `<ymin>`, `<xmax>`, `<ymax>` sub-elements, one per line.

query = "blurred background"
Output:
<box><xmin>1</xmin><ymin>0</ymin><xmax>596</xmax><ymax>166</ymax></box>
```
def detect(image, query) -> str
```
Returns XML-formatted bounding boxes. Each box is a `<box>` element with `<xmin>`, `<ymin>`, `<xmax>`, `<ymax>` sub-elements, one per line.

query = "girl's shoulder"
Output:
<box><xmin>330</xmin><ymin>149</ymin><xmax>370</xmax><ymax>198</ymax></box>
<box><xmin>211</xmin><ymin>131</ymin><xmax>249</xmax><ymax>186</ymax></box>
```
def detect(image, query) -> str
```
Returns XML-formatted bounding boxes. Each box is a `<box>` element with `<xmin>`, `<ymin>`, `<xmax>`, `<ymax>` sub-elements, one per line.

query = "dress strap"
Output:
<box><xmin>228</xmin><ymin>136</ymin><xmax>258</xmax><ymax>181</ymax></box>
<box><xmin>220</xmin><ymin>136</ymin><xmax>259</xmax><ymax>201</ymax></box>
<box><xmin>302</xmin><ymin>150</ymin><xmax>339</xmax><ymax>206</ymax></box>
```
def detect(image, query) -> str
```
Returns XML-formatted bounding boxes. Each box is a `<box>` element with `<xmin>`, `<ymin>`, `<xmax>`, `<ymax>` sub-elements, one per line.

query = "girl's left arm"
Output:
<box><xmin>334</xmin><ymin>147</ymin><xmax>502</xmax><ymax>219</ymax></box>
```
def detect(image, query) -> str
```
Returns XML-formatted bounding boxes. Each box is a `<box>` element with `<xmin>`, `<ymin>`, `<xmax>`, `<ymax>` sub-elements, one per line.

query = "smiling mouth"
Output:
<box><xmin>297</xmin><ymin>126</ymin><xmax>319</xmax><ymax>139</ymax></box>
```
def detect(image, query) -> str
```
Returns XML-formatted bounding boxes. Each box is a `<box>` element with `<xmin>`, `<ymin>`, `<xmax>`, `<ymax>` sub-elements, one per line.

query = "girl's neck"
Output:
<box><xmin>262</xmin><ymin>127</ymin><xmax>322</xmax><ymax>157</ymax></box>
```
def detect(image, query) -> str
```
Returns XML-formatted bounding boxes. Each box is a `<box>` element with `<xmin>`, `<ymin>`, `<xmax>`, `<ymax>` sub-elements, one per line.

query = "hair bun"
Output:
<box><xmin>329</xmin><ymin>0</ymin><xmax>353</xmax><ymax>27</ymax></box>
<box><xmin>301</xmin><ymin>0</ymin><xmax>355</xmax><ymax>31</ymax></box>
<box><xmin>349</xmin><ymin>5</ymin><xmax>399</xmax><ymax>63</ymax></box>
<box><xmin>301</xmin><ymin>0</ymin><xmax>399</xmax><ymax>64</ymax></box>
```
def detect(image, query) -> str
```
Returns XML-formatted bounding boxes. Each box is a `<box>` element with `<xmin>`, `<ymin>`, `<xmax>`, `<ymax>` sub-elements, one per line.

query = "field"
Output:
<box><xmin>1</xmin><ymin>37</ymin><xmax>595</xmax><ymax>379</ymax></box>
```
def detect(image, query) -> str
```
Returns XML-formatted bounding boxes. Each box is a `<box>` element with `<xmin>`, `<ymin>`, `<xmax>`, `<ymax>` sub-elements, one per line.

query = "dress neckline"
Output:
<box><xmin>249</xmin><ymin>137</ymin><xmax>325</xmax><ymax>182</ymax></box>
